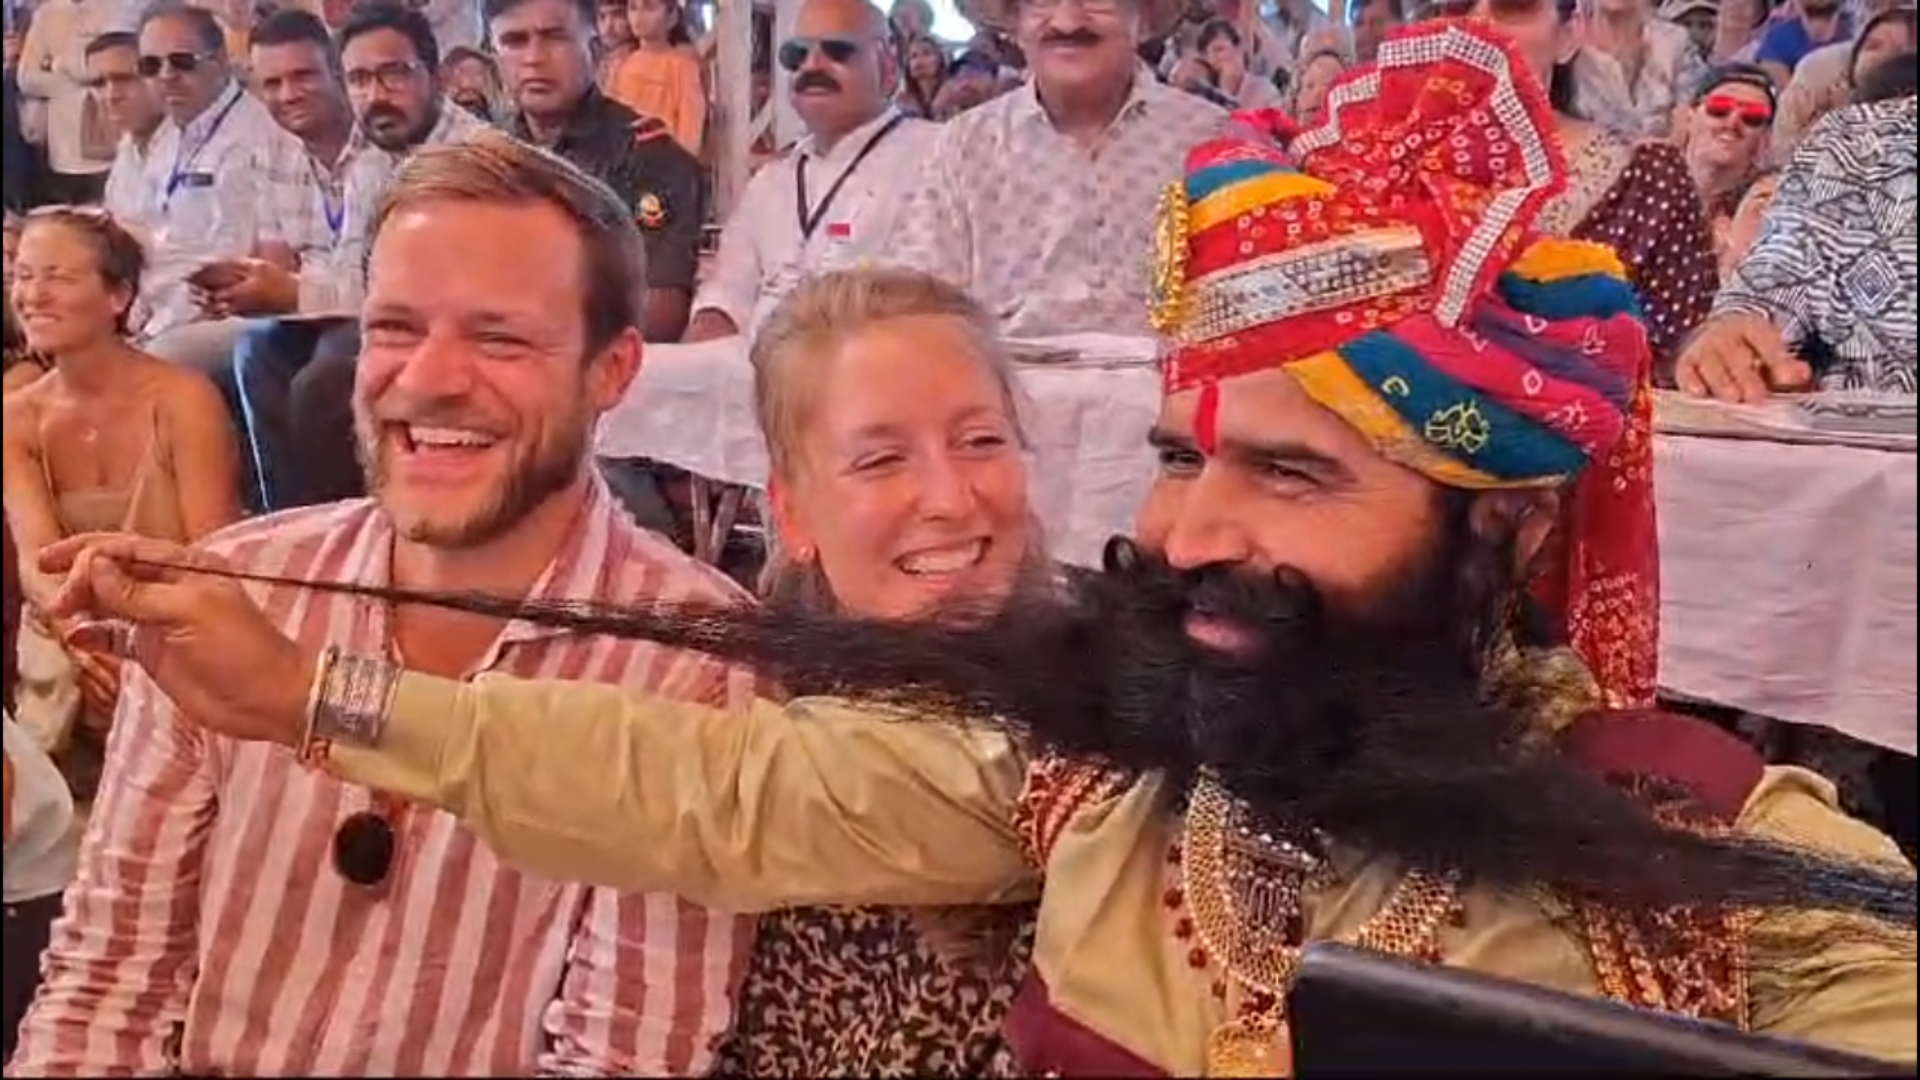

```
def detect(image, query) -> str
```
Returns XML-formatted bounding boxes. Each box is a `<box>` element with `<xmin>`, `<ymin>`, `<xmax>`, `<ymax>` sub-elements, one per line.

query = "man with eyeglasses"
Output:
<box><xmin>187</xmin><ymin>8</ymin><xmax>356</xmax><ymax>327</ymax></box>
<box><xmin>684</xmin><ymin>0</ymin><xmax>939</xmax><ymax>343</ymax></box>
<box><xmin>85</xmin><ymin>32</ymin><xmax>165</xmax><ymax>226</ymax></box>
<box><xmin>124</xmin><ymin>2</ymin><xmax>291</xmax><ymax>349</ymax></box>
<box><xmin>890</xmin><ymin>0</ymin><xmax>1227</xmax><ymax>337</ymax></box>
<box><xmin>220</xmin><ymin>0</ymin><xmax>492</xmax><ymax>512</ymax></box>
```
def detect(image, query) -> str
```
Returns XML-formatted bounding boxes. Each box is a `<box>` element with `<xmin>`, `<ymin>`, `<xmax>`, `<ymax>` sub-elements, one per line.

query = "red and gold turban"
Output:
<box><xmin>1150</xmin><ymin>19</ymin><xmax>1659</xmax><ymax>707</ymax></box>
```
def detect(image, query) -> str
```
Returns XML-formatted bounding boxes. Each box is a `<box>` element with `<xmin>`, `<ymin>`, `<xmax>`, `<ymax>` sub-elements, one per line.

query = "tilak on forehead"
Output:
<box><xmin>1148</xmin><ymin>19</ymin><xmax>1663</xmax><ymax>708</ymax></box>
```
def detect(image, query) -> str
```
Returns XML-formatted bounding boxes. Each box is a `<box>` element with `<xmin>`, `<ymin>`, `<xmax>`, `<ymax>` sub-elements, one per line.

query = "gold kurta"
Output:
<box><xmin>329</xmin><ymin>674</ymin><xmax>1919</xmax><ymax>1072</ymax></box>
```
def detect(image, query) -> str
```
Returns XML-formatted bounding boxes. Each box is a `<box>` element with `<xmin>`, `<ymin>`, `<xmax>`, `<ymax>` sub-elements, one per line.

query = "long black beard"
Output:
<box><xmin>167</xmin><ymin>540</ymin><xmax>1917</xmax><ymax>929</ymax></box>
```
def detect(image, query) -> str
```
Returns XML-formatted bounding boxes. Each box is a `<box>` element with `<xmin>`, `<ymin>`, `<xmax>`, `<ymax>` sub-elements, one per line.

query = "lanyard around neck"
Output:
<box><xmin>162</xmin><ymin>88</ymin><xmax>244</xmax><ymax>211</ymax></box>
<box><xmin>794</xmin><ymin>114</ymin><xmax>906</xmax><ymax>242</ymax></box>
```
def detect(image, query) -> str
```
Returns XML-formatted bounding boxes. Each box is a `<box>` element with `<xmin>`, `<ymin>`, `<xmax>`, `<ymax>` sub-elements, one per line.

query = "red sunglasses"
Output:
<box><xmin>1702</xmin><ymin>94</ymin><xmax>1772</xmax><ymax>129</ymax></box>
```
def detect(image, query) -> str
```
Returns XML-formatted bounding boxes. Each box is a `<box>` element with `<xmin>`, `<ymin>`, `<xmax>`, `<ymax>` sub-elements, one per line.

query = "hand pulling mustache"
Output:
<box><xmin>793</xmin><ymin>70</ymin><xmax>842</xmax><ymax>93</ymax></box>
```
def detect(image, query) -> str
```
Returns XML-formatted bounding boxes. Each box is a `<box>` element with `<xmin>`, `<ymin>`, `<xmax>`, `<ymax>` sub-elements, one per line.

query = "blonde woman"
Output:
<box><xmin>3</xmin><ymin>214</ymin><xmax>47</xmax><ymax>396</ymax></box>
<box><xmin>708</xmin><ymin>268</ymin><xmax>1039</xmax><ymax>1075</ymax></box>
<box><xmin>1</xmin><ymin>207</ymin><xmax>241</xmax><ymax>831</ymax></box>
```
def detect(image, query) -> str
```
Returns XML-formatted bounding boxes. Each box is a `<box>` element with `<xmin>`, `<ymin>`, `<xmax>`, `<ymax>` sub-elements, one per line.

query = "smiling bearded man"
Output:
<box><xmin>8</xmin><ymin>133</ymin><xmax>760</xmax><ymax>1077</ymax></box>
<box><xmin>35</xmin><ymin>20</ymin><xmax>1920</xmax><ymax>1079</ymax></box>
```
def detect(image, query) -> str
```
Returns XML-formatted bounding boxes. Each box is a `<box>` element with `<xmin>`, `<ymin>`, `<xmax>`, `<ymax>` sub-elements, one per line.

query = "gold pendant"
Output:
<box><xmin>1206</xmin><ymin>1017</ymin><xmax>1291</xmax><ymax>1078</ymax></box>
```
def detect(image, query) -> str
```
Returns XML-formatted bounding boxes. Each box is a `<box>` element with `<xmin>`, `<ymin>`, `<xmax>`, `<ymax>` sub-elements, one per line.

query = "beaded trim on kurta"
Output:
<box><xmin>1011</xmin><ymin>753</ymin><xmax>1754</xmax><ymax>1070</ymax></box>
<box><xmin>1013</xmin><ymin>754</ymin><xmax>1129</xmax><ymax>869</ymax></box>
<box><xmin>1573</xmin><ymin>779</ymin><xmax>1754</xmax><ymax>1029</ymax></box>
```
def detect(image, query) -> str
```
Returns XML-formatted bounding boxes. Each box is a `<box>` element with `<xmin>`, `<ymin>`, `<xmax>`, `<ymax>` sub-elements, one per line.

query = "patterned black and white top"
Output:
<box><xmin>1712</xmin><ymin>97</ymin><xmax>1919</xmax><ymax>396</ymax></box>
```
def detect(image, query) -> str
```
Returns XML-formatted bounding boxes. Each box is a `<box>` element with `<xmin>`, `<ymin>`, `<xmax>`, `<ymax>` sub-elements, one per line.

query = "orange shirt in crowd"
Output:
<box><xmin>607</xmin><ymin>46</ymin><xmax>706</xmax><ymax>156</ymax></box>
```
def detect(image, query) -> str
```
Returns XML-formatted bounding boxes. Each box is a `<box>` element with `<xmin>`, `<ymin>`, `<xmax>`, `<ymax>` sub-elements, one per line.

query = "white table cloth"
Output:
<box><xmin>1654</xmin><ymin>435</ymin><xmax>1916</xmax><ymax>756</ymax></box>
<box><xmin>599</xmin><ymin>339</ymin><xmax>1918</xmax><ymax>755</ymax></box>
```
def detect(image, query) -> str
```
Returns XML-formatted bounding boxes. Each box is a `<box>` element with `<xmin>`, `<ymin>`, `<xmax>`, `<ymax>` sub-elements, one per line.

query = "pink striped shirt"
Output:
<box><xmin>9</xmin><ymin>483</ymin><xmax>759</xmax><ymax>1077</ymax></box>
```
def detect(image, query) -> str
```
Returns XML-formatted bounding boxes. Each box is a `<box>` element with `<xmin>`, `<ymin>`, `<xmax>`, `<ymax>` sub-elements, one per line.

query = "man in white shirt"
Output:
<box><xmin>225</xmin><ymin>0</ymin><xmax>492</xmax><ymax>511</ymax></box>
<box><xmin>684</xmin><ymin>0</ymin><xmax>939</xmax><ymax>343</ymax></box>
<box><xmin>86</xmin><ymin>30</ymin><xmax>165</xmax><ymax>223</ymax></box>
<box><xmin>128</xmin><ymin>2</ymin><xmax>294</xmax><ymax>345</ymax></box>
<box><xmin>15</xmin><ymin>0</ymin><xmax>128</xmax><ymax>205</ymax></box>
<box><xmin>894</xmin><ymin>0</ymin><xmax>1227</xmax><ymax>337</ymax></box>
<box><xmin>189</xmin><ymin>8</ymin><xmax>355</xmax><ymax>326</ymax></box>
<box><xmin>140</xmin><ymin>9</ymin><xmax>359</xmax><ymax>391</ymax></box>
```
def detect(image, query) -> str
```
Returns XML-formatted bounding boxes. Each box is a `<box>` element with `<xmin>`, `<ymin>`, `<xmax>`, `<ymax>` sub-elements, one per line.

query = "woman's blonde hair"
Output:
<box><xmin>748</xmin><ymin>268</ymin><xmax>1035</xmax><ymax>606</ymax></box>
<box><xmin>17</xmin><ymin>206</ymin><xmax>147</xmax><ymax>337</ymax></box>
<box><xmin>750</xmin><ymin>268</ymin><xmax>1044</xmax><ymax>972</ymax></box>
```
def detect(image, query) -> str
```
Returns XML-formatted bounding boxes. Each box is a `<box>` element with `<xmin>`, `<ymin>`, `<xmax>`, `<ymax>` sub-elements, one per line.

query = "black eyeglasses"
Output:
<box><xmin>777</xmin><ymin>35</ymin><xmax>863</xmax><ymax>73</ymax></box>
<box><xmin>332</xmin><ymin>810</ymin><xmax>398</xmax><ymax>888</ymax></box>
<box><xmin>344</xmin><ymin>60</ymin><xmax>424</xmax><ymax>92</ymax></box>
<box><xmin>136</xmin><ymin>50</ymin><xmax>215</xmax><ymax>77</ymax></box>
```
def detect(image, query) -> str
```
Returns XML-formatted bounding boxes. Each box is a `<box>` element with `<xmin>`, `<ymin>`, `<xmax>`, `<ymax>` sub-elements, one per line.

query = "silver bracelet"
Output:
<box><xmin>313</xmin><ymin>650</ymin><xmax>401</xmax><ymax>749</ymax></box>
<box><xmin>300</xmin><ymin>645</ymin><xmax>342</xmax><ymax>757</ymax></box>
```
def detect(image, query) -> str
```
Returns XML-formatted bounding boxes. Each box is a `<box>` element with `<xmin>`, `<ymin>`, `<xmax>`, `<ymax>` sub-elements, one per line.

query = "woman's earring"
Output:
<box><xmin>793</xmin><ymin>544</ymin><xmax>815</xmax><ymax>563</ymax></box>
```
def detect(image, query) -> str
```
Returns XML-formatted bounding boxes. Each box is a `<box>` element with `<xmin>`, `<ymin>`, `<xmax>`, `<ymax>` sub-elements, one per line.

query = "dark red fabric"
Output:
<box><xmin>1561</xmin><ymin>709</ymin><xmax>1767</xmax><ymax>823</ymax></box>
<box><xmin>1003</xmin><ymin>973</ymin><xmax>1168</xmax><ymax>1078</ymax></box>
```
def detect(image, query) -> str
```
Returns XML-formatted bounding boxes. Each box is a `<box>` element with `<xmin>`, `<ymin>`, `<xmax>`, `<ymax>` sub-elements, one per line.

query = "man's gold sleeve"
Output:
<box><xmin>328</xmin><ymin>672</ymin><xmax>1040</xmax><ymax>912</ymax></box>
<box><xmin>1741</xmin><ymin>766</ymin><xmax>1918</xmax><ymax>1065</ymax></box>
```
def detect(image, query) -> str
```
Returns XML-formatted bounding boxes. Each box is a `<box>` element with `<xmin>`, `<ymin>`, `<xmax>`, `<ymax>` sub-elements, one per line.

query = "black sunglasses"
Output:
<box><xmin>333</xmin><ymin>810</ymin><xmax>398</xmax><ymax>888</ymax></box>
<box><xmin>777</xmin><ymin>35</ymin><xmax>862</xmax><ymax>73</ymax></box>
<box><xmin>137</xmin><ymin>50</ymin><xmax>213</xmax><ymax>77</ymax></box>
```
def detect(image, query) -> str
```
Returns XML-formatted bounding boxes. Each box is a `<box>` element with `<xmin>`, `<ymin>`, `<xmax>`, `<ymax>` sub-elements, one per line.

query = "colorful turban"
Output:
<box><xmin>1149</xmin><ymin>19</ymin><xmax>1659</xmax><ymax>708</ymax></box>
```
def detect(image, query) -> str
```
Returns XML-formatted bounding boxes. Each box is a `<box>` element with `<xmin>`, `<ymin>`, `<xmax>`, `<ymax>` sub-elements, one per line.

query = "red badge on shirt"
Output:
<box><xmin>827</xmin><ymin>222</ymin><xmax>852</xmax><ymax>239</ymax></box>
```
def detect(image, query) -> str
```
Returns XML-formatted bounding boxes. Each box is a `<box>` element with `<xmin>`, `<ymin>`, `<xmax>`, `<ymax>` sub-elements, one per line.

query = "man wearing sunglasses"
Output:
<box><xmin>684</xmin><ymin>0</ymin><xmax>939</xmax><ymax>343</ymax></box>
<box><xmin>1677</xmin><ymin>92</ymin><xmax>1917</xmax><ymax>400</ymax></box>
<box><xmin>1684</xmin><ymin>63</ymin><xmax>1775</xmax><ymax>228</ymax></box>
<box><xmin>889</xmin><ymin>0</ymin><xmax>1227</xmax><ymax>337</ymax></box>
<box><xmin>126</xmin><ymin>2</ymin><xmax>291</xmax><ymax>347</ymax></box>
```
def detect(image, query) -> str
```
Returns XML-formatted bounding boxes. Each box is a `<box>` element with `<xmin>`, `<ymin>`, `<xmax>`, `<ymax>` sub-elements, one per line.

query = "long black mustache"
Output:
<box><xmin>138</xmin><ymin>541</ymin><xmax>1918</xmax><ymax>929</ymax></box>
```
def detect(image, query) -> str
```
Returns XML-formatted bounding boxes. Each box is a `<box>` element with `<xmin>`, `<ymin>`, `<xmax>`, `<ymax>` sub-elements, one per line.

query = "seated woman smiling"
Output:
<box><xmin>708</xmin><ymin>268</ymin><xmax>1041</xmax><ymax>1075</ymax></box>
<box><xmin>1</xmin><ymin>207</ymin><xmax>241</xmax><ymax>828</ymax></box>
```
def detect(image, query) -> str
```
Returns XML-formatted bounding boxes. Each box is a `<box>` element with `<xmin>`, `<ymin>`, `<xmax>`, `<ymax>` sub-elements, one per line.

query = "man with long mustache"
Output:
<box><xmin>38</xmin><ymin>21</ymin><xmax>1920</xmax><ymax>1077</ymax></box>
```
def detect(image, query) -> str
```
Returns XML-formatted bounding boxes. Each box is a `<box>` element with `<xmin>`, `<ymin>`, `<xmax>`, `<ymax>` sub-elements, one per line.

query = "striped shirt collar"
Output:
<box><xmin>335</xmin><ymin>474</ymin><xmax>637</xmax><ymax>661</ymax></box>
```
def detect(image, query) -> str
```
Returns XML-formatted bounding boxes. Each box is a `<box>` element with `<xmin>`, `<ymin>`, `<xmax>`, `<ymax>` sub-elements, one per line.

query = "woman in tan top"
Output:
<box><xmin>1</xmin><ymin>206</ymin><xmax>241</xmax><ymax>797</ymax></box>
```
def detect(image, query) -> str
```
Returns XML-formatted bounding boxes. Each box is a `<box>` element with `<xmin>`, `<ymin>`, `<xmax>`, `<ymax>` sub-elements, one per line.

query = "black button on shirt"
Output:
<box><xmin>510</xmin><ymin>89</ymin><xmax>706</xmax><ymax>292</ymax></box>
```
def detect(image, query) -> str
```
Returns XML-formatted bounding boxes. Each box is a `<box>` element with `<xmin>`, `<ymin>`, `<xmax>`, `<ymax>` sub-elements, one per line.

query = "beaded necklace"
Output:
<box><xmin>1169</xmin><ymin>776</ymin><xmax>1464</xmax><ymax>1077</ymax></box>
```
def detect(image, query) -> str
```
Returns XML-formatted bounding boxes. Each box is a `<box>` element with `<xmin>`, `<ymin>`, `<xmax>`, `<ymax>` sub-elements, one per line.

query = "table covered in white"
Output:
<box><xmin>599</xmin><ymin>339</ymin><xmax>1917</xmax><ymax>756</ymax></box>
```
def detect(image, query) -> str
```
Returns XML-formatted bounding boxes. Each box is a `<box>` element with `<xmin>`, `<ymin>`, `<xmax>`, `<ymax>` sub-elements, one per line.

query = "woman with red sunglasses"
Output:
<box><xmin>1683</xmin><ymin>63</ymin><xmax>1778</xmax><ymax>263</ymax></box>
